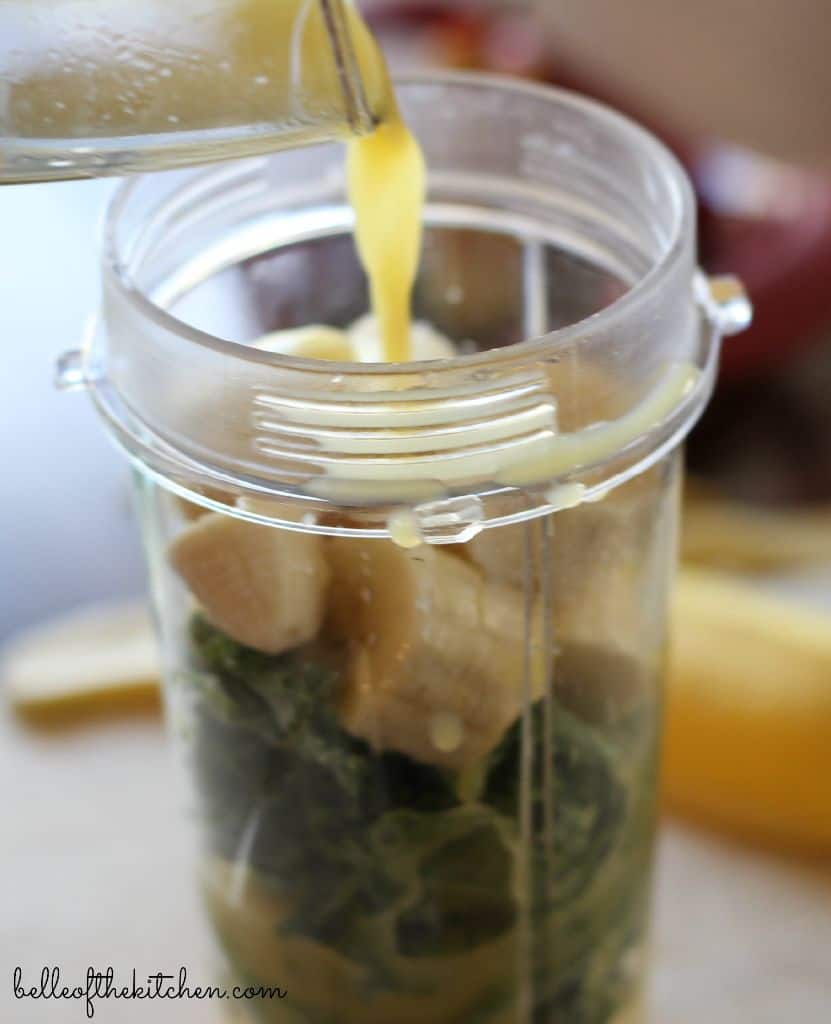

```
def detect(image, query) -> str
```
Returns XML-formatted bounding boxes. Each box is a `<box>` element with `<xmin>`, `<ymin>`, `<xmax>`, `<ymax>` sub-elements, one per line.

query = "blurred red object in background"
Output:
<box><xmin>370</xmin><ymin>1</ymin><xmax>831</xmax><ymax>387</ymax></box>
<box><xmin>694</xmin><ymin>150</ymin><xmax>831</xmax><ymax>380</ymax></box>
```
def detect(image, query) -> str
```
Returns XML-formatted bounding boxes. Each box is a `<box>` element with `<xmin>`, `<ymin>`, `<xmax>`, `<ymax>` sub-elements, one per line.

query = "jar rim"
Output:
<box><xmin>89</xmin><ymin>70</ymin><xmax>718</xmax><ymax>523</ymax></box>
<box><xmin>102</xmin><ymin>70</ymin><xmax>695</xmax><ymax>378</ymax></box>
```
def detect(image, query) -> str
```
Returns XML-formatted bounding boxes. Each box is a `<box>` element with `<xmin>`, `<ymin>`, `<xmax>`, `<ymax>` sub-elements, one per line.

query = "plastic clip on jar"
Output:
<box><xmin>60</xmin><ymin>75</ymin><xmax>750</xmax><ymax>1024</ymax></box>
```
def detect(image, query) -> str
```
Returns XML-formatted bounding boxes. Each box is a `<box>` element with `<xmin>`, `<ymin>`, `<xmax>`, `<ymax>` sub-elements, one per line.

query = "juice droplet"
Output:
<box><xmin>430</xmin><ymin>712</ymin><xmax>464</xmax><ymax>754</ymax></box>
<box><xmin>585</xmin><ymin>486</ymin><xmax>612</xmax><ymax>504</ymax></box>
<box><xmin>388</xmin><ymin>511</ymin><xmax>423</xmax><ymax>549</ymax></box>
<box><xmin>544</xmin><ymin>482</ymin><xmax>586</xmax><ymax>511</ymax></box>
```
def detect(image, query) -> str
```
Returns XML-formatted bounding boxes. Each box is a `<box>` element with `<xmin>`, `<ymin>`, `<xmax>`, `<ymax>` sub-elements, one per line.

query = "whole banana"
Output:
<box><xmin>665</xmin><ymin>568</ymin><xmax>831</xmax><ymax>852</ymax></box>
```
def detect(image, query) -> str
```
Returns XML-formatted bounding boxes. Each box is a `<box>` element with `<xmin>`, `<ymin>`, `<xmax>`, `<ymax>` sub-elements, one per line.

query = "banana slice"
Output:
<box><xmin>175</xmin><ymin>325</ymin><xmax>351</xmax><ymax>498</ymax></box>
<box><xmin>348</xmin><ymin>314</ymin><xmax>458</xmax><ymax>362</ymax></box>
<box><xmin>463</xmin><ymin>522</ymin><xmax>538</xmax><ymax>593</ymax></box>
<box><xmin>256</xmin><ymin>318</ymin><xmax>458</xmax><ymax>364</ymax></box>
<box><xmin>179</xmin><ymin>319</ymin><xmax>456</xmax><ymax>488</ymax></box>
<box><xmin>2</xmin><ymin>601</ymin><xmax>159</xmax><ymax>720</ymax></box>
<box><xmin>177</xmin><ymin>485</ymin><xmax>241</xmax><ymax>522</ymax></box>
<box><xmin>170</xmin><ymin>513</ymin><xmax>330</xmax><ymax>655</ymax></box>
<box><xmin>326</xmin><ymin>538</ymin><xmax>546</xmax><ymax>768</ymax></box>
<box><xmin>462</xmin><ymin>465</ymin><xmax>674</xmax><ymax>664</ymax></box>
<box><xmin>462</xmin><ymin>512</ymin><xmax>643</xmax><ymax>655</ymax></box>
<box><xmin>203</xmin><ymin>856</ymin><xmax>517</xmax><ymax>1024</ymax></box>
<box><xmin>255</xmin><ymin>325</ymin><xmax>354</xmax><ymax>361</ymax></box>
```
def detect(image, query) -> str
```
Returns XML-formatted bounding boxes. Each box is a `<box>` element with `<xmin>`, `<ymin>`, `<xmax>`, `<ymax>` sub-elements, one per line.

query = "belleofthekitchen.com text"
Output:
<box><xmin>13</xmin><ymin>965</ymin><xmax>287</xmax><ymax>1018</ymax></box>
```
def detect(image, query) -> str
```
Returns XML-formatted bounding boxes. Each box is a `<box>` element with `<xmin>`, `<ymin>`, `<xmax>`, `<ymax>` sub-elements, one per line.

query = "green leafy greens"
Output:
<box><xmin>186</xmin><ymin>614</ymin><xmax>656</xmax><ymax>1022</ymax></box>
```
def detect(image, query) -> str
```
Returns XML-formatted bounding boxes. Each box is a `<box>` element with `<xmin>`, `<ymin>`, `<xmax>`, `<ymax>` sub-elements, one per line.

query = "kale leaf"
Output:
<box><xmin>395</xmin><ymin>822</ymin><xmax>516</xmax><ymax>957</ymax></box>
<box><xmin>484</xmin><ymin>698</ymin><xmax>627</xmax><ymax>908</ymax></box>
<box><xmin>185</xmin><ymin>614</ymin><xmax>652</xmax><ymax>1021</ymax></box>
<box><xmin>188</xmin><ymin>616</ymin><xmax>511</xmax><ymax>966</ymax></box>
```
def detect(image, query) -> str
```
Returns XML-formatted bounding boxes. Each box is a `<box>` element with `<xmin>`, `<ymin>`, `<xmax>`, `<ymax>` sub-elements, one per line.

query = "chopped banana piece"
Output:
<box><xmin>326</xmin><ymin>538</ymin><xmax>547</xmax><ymax>768</ymax></box>
<box><xmin>463</xmin><ymin>465</ymin><xmax>673</xmax><ymax>663</ymax></box>
<box><xmin>462</xmin><ymin>512</ymin><xmax>643</xmax><ymax>657</ymax></box>
<box><xmin>255</xmin><ymin>325</ymin><xmax>354</xmax><ymax>361</ymax></box>
<box><xmin>177</xmin><ymin>485</ymin><xmax>239</xmax><ymax>522</ymax></box>
<box><xmin>203</xmin><ymin>856</ymin><xmax>516</xmax><ymax>1024</ymax></box>
<box><xmin>348</xmin><ymin>314</ymin><xmax>457</xmax><ymax>362</ymax></box>
<box><xmin>179</xmin><ymin>319</ymin><xmax>457</xmax><ymax>490</ymax></box>
<box><xmin>666</xmin><ymin>569</ymin><xmax>831</xmax><ymax>852</ymax></box>
<box><xmin>254</xmin><ymin>317</ymin><xmax>458</xmax><ymax>364</ymax></box>
<box><xmin>2</xmin><ymin>601</ymin><xmax>159</xmax><ymax>719</ymax></box>
<box><xmin>170</xmin><ymin>513</ymin><xmax>330</xmax><ymax>655</ymax></box>
<box><xmin>464</xmin><ymin>522</ymin><xmax>536</xmax><ymax>592</ymax></box>
<box><xmin>236</xmin><ymin>495</ymin><xmax>309</xmax><ymax>523</ymax></box>
<box><xmin>176</xmin><ymin>326</ymin><xmax>352</xmax><ymax>483</ymax></box>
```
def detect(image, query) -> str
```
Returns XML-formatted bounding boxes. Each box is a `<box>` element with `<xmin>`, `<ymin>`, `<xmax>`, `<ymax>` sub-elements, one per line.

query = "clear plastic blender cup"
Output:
<box><xmin>0</xmin><ymin>0</ymin><xmax>381</xmax><ymax>182</ymax></box>
<box><xmin>63</xmin><ymin>74</ymin><xmax>750</xmax><ymax>1023</ymax></box>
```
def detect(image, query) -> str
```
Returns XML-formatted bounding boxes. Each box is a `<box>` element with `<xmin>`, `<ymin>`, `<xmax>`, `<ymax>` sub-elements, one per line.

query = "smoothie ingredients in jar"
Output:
<box><xmin>168</xmin><ymin>459</ymin><xmax>672</xmax><ymax>1022</ymax></box>
<box><xmin>171</xmin><ymin>519</ymin><xmax>664</xmax><ymax>1022</ymax></box>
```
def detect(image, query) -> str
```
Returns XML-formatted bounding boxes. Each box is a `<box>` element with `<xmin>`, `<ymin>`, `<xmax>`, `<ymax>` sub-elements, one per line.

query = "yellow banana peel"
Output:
<box><xmin>665</xmin><ymin>568</ymin><xmax>831</xmax><ymax>853</ymax></box>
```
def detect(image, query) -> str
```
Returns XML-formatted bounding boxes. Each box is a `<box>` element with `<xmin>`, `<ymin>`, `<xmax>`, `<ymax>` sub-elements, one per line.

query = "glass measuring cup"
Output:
<box><xmin>0</xmin><ymin>0</ymin><xmax>383</xmax><ymax>183</ymax></box>
<box><xmin>63</xmin><ymin>74</ymin><xmax>750</xmax><ymax>1022</ymax></box>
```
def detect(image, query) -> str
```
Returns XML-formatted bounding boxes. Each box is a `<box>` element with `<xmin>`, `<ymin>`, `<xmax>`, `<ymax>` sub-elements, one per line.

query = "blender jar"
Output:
<box><xmin>64</xmin><ymin>75</ymin><xmax>749</xmax><ymax>1023</ymax></box>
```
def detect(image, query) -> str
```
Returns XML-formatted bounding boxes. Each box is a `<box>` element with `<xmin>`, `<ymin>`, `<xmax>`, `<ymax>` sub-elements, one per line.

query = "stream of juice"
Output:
<box><xmin>347</xmin><ymin>108</ymin><xmax>426</xmax><ymax>364</ymax></box>
<box><xmin>228</xmin><ymin>0</ymin><xmax>428</xmax><ymax>364</ymax></box>
<box><xmin>344</xmin><ymin>12</ymin><xmax>426</xmax><ymax>364</ymax></box>
<box><xmin>233</xmin><ymin>0</ymin><xmax>428</xmax><ymax>363</ymax></box>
